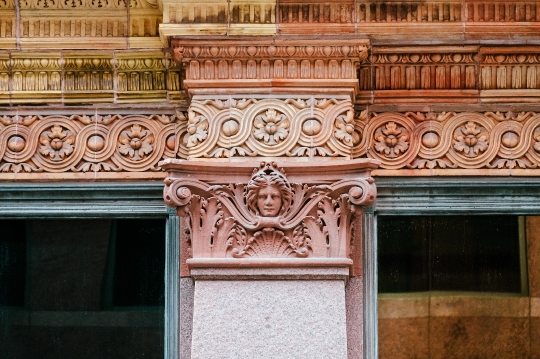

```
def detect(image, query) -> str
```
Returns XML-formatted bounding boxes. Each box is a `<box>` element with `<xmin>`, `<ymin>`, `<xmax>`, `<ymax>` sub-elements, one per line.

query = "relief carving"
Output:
<box><xmin>0</xmin><ymin>51</ymin><xmax>182</xmax><ymax>105</ymax></box>
<box><xmin>355</xmin><ymin>111</ymin><xmax>540</xmax><ymax>170</ymax></box>
<box><xmin>0</xmin><ymin>112</ymin><xmax>182</xmax><ymax>173</ymax></box>
<box><xmin>177</xmin><ymin>96</ymin><xmax>361</xmax><ymax>159</ymax></box>
<box><xmin>163</xmin><ymin>160</ymin><xmax>377</xmax><ymax>261</ymax></box>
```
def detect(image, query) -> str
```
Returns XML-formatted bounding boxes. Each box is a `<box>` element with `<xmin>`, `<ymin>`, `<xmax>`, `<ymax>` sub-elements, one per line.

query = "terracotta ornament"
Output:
<box><xmin>163</xmin><ymin>159</ymin><xmax>377</xmax><ymax>269</ymax></box>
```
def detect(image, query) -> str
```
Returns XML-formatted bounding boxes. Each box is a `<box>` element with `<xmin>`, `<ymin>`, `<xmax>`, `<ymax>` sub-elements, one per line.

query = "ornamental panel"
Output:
<box><xmin>356</xmin><ymin>111</ymin><xmax>540</xmax><ymax>170</ymax></box>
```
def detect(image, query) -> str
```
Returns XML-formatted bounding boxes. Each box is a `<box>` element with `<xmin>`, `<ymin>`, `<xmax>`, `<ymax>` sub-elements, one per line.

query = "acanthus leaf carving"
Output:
<box><xmin>184</xmin><ymin>110</ymin><xmax>208</xmax><ymax>148</ymax></box>
<box><xmin>163</xmin><ymin>160</ymin><xmax>378</xmax><ymax>264</ymax></box>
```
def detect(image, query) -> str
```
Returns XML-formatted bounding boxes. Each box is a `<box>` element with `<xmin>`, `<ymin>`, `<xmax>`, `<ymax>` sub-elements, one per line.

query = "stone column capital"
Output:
<box><xmin>162</xmin><ymin>158</ymin><xmax>378</xmax><ymax>274</ymax></box>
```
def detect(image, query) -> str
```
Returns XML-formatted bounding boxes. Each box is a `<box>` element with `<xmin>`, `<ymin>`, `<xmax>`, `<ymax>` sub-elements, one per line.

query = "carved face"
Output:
<box><xmin>257</xmin><ymin>185</ymin><xmax>282</xmax><ymax>217</ymax></box>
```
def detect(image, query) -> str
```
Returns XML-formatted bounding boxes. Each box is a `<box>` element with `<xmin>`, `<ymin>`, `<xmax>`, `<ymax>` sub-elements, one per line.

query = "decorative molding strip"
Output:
<box><xmin>173</xmin><ymin>39</ymin><xmax>368</xmax><ymax>96</ymax></box>
<box><xmin>358</xmin><ymin>46</ymin><xmax>540</xmax><ymax>103</ymax></box>
<box><xmin>360</xmin><ymin>47</ymin><xmax>478</xmax><ymax>91</ymax></box>
<box><xmin>19</xmin><ymin>0</ymin><xmax>158</xmax><ymax>10</ymax></box>
<box><xmin>480</xmin><ymin>48</ymin><xmax>540</xmax><ymax>90</ymax></box>
<box><xmin>3</xmin><ymin>108</ymin><xmax>540</xmax><ymax>176</ymax></box>
<box><xmin>179</xmin><ymin>95</ymin><xmax>358</xmax><ymax>159</ymax></box>
<box><xmin>160</xmin><ymin>0</ymin><xmax>276</xmax><ymax>38</ymax></box>
<box><xmin>355</xmin><ymin>110</ymin><xmax>540</xmax><ymax>170</ymax></box>
<box><xmin>0</xmin><ymin>112</ymin><xmax>184</xmax><ymax>173</ymax></box>
<box><xmin>0</xmin><ymin>51</ymin><xmax>183</xmax><ymax>104</ymax></box>
<box><xmin>1</xmin><ymin>0</ymin><xmax>162</xmax><ymax>47</ymax></box>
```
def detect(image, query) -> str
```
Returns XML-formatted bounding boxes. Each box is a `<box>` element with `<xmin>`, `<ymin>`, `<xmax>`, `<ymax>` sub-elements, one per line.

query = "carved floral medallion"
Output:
<box><xmin>453</xmin><ymin>121</ymin><xmax>489</xmax><ymax>158</ymax></box>
<box><xmin>118</xmin><ymin>124</ymin><xmax>154</xmax><ymax>161</ymax></box>
<box><xmin>39</xmin><ymin>125</ymin><xmax>75</xmax><ymax>161</ymax></box>
<box><xmin>253</xmin><ymin>109</ymin><xmax>290</xmax><ymax>145</ymax></box>
<box><xmin>374</xmin><ymin>122</ymin><xmax>410</xmax><ymax>159</ymax></box>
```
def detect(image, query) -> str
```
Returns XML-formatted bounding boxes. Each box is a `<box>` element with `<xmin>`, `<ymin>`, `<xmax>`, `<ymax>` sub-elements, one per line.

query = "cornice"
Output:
<box><xmin>158</xmin><ymin>0</ymin><xmax>540</xmax><ymax>43</ymax></box>
<box><xmin>172</xmin><ymin>38</ymin><xmax>369</xmax><ymax>97</ymax></box>
<box><xmin>0</xmin><ymin>0</ymin><xmax>162</xmax><ymax>50</ymax></box>
<box><xmin>0</xmin><ymin>50</ymin><xmax>184</xmax><ymax>105</ymax></box>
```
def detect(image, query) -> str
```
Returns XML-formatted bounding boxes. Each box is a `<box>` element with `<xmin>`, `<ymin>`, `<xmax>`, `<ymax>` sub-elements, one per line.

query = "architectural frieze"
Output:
<box><xmin>3</xmin><ymin>108</ymin><xmax>540</xmax><ymax>176</ymax></box>
<box><xmin>0</xmin><ymin>51</ymin><xmax>183</xmax><ymax>104</ymax></box>
<box><xmin>180</xmin><ymin>95</ymin><xmax>359</xmax><ymax>159</ymax></box>
<box><xmin>0</xmin><ymin>111</ymin><xmax>183</xmax><ymax>174</ymax></box>
<box><xmin>359</xmin><ymin>110</ymin><xmax>540</xmax><ymax>171</ymax></box>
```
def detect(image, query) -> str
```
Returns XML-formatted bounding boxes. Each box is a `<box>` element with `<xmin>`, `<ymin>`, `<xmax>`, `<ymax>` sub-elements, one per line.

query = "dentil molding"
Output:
<box><xmin>172</xmin><ymin>39</ymin><xmax>369</xmax><ymax>97</ymax></box>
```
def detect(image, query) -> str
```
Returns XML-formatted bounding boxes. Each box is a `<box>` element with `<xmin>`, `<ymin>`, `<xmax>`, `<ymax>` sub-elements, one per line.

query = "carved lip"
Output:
<box><xmin>160</xmin><ymin>158</ymin><xmax>379</xmax><ymax>184</ymax></box>
<box><xmin>186</xmin><ymin>257</ymin><xmax>353</xmax><ymax>268</ymax></box>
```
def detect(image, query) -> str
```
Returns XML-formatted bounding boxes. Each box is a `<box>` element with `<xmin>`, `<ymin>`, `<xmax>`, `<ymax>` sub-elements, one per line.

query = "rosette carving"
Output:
<box><xmin>253</xmin><ymin>109</ymin><xmax>290</xmax><ymax>145</ymax></box>
<box><xmin>374</xmin><ymin>122</ymin><xmax>410</xmax><ymax>158</ymax></box>
<box><xmin>453</xmin><ymin>121</ymin><xmax>488</xmax><ymax>158</ymax></box>
<box><xmin>334</xmin><ymin>110</ymin><xmax>361</xmax><ymax>147</ymax></box>
<box><xmin>39</xmin><ymin>125</ymin><xmax>75</xmax><ymax>161</ymax></box>
<box><xmin>118</xmin><ymin>124</ymin><xmax>154</xmax><ymax>161</ymax></box>
<box><xmin>534</xmin><ymin>127</ymin><xmax>540</xmax><ymax>153</ymax></box>
<box><xmin>184</xmin><ymin>110</ymin><xmax>208</xmax><ymax>148</ymax></box>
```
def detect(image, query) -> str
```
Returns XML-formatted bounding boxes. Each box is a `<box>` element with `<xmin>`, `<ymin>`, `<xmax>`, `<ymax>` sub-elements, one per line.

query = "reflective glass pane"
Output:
<box><xmin>378</xmin><ymin>215</ymin><xmax>530</xmax><ymax>359</ymax></box>
<box><xmin>0</xmin><ymin>219</ymin><xmax>165</xmax><ymax>359</ymax></box>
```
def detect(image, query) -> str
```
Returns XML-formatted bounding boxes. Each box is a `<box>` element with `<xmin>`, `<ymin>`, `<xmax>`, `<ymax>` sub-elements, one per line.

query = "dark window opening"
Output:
<box><xmin>378</xmin><ymin>215</ymin><xmax>522</xmax><ymax>293</ymax></box>
<box><xmin>0</xmin><ymin>218</ymin><xmax>165</xmax><ymax>359</ymax></box>
<box><xmin>113</xmin><ymin>219</ymin><xmax>165</xmax><ymax>307</ymax></box>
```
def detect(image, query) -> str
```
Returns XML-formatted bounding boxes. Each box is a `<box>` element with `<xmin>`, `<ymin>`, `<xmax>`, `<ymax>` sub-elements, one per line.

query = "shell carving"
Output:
<box><xmin>231</xmin><ymin>227</ymin><xmax>310</xmax><ymax>258</ymax></box>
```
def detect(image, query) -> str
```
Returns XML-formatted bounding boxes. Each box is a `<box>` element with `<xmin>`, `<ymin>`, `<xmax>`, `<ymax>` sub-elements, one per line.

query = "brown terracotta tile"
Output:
<box><xmin>429</xmin><ymin>317</ymin><xmax>530</xmax><ymax>359</ymax></box>
<box><xmin>532</xmin><ymin>318</ymin><xmax>540</xmax><ymax>359</ymax></box>
<box><xmin>527</xmin><ymin>216</ymin><xmax>540</xmax><ymax>297</ymax></box>
<box><xmin>379</xmin><ymin>318</ymin><xmax>429</xmax><ymax>359</ymax></box>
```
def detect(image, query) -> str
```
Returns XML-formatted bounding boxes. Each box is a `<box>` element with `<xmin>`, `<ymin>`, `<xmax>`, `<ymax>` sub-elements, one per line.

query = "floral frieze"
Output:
<box><xmin>357</xmin><ymin>111</ymin><xmax>540</xmax><ymax>170</ymax></box>
<box><xmin>0</xmin><ymin>112</ymin><xmax>183</xmax><ymax>173</ymax></box>
<box><xmin>178</xmin><ymin>95</ymin><xmax>361</xmax><ymax>159</ymax></box>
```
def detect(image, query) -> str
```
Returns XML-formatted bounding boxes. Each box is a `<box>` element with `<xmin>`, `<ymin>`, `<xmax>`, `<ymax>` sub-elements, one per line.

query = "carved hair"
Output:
<box><xmin>246</xmin><ymin>172</ymin><xmax>292</xmax><ymax>216</ymax></box>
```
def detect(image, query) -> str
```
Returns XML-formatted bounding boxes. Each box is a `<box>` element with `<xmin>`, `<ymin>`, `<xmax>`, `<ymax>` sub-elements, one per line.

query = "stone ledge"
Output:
<box><xmin>190</xmin><ymin>263</ymin><xmax>351</xmax><ymax>281</ymax></box>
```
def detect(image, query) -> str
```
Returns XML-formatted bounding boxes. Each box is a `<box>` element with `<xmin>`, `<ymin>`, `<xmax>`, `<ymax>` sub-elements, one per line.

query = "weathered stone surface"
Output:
<box><xmin>429</xmin><ymin>317</ymin><xmax>530</xmax><ymax>359</ymax></box>
<box><xmin>191</xmin><ymin>280</ymin><xmax>347</xmax><ymax>359</ymax></box>
<box><xmin>379</xmin><ymin>318</ymin><xmax>429</xmax><ymax>359</ymax></box>
<box><xmin>528</xmin><ymin>216</ymin><xmax>540</xmax><ymax>297</ymax></box>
